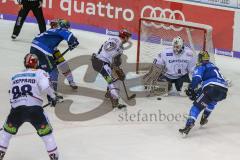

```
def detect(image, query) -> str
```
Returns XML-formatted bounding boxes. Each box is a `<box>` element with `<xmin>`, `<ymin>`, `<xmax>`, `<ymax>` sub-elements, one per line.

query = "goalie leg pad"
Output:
<box><xmin>142</xmin><ymin>64</ymin><xmax>164</xmax><ymax>86</ymax></box>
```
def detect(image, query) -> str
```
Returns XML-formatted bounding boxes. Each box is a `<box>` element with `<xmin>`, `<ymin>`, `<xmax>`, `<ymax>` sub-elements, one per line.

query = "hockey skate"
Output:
<box><xmin>200</xmin><ymin>114</ymin><xmax>208</xmax><ymax>126</ymax></box>
<box><xmin>179</xmin><ymin>124</ymin><xmax>194</xmax><ymax>137</ymax></box>
<box><xmin>0</xmin><ymin>150</ymin><xmax>5</xmax><ymax>160</ymax></box>
<box><xmin>111</xmin><ymin>98</ymin><xmax>126</xmax><ymax>109</ymax></box>
<box><xmin>11</xmin><ymin>34</ymin><xmax>17</xmax><ymax>40</ymax></box>
<box><xmin>69</xmin><ymin>81</ymin><xmax>78</xmax><ymax>90</ymax></box>
<box><xmin>105</xmin><ymin>88</ymin><xmax>111</xmax><ymax>99</ymax></box>
<box><xmin>49</xmin><ymin>153</ymin><xmax>58</xmax><ymax>160</ymax></box>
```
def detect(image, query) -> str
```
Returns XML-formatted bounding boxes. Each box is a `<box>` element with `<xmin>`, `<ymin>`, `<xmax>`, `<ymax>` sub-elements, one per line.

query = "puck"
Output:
<box><xmin>157</xmin><ymin>97</ymin><xmax>162</xmax><ymax>100</ymax></box>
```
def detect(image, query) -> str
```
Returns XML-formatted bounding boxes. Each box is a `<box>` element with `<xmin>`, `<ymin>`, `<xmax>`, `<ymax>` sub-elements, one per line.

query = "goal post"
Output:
<box><xmin>136</xmin><ymin>18</ymin><xmax>214</xmax><ymax>74</ymax></box>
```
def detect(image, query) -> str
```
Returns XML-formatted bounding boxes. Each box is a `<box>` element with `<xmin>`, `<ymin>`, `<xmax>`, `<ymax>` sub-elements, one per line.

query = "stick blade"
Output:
<box><xmin>128</xmin><ymin>94</ymin><xmax>136</xmax><ymax>100</ymax></box>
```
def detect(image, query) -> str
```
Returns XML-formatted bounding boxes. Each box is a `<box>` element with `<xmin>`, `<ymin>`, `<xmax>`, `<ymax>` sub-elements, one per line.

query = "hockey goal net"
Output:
<box><xmin>136</xmin><ymin>18</ymin><xmax>214</xmax><ymax>73</ymax></box>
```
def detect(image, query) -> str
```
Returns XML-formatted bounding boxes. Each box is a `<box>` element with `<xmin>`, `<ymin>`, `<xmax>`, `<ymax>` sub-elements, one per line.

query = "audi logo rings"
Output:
<box><xmin>141</xmin><ymin>5</ymin><xmax>186</xmax><ymax>32</ymax></box>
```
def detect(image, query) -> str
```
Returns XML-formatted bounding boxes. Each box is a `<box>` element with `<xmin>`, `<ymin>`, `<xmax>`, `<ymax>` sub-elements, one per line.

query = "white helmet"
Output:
<box><xmin>172</xmin><ymin>36</ymin><xmax>184</xmax><ymax>54</ymax></box>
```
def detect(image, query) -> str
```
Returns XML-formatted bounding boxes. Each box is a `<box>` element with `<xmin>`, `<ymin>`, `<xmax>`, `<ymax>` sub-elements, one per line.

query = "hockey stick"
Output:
<box><xmin>43</xmin><ymin>103</ymin><xmax>51</xmax><ymax>108</ymax></box>
<box><xmin>122</xmin><ymin>81</ymin><xmax>136</xmax><ymax>100</ymax></box>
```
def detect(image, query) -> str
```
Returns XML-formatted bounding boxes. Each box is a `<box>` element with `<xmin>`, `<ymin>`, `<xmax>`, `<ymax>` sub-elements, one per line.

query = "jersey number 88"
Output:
<box><xmin>12</xmin><ymin>84</ymin><xmax>33</xmax><ymax>99</ymax></box>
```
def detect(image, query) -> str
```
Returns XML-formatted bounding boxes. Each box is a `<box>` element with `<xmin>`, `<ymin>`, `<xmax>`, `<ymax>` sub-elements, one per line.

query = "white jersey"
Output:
<box><xmin>155</xmin><ymin>47</ymin><xmax>197</xmax><ymax>79</ymax></box>
<box><xmin>96</xmin><ymin>37</ymin><xmax>123</xmax><ymax>65</ymax></box>
<box><xmin>10</xmin><ymin>69</ymin><xmax>55</xmax><ymax>108</ymax></box>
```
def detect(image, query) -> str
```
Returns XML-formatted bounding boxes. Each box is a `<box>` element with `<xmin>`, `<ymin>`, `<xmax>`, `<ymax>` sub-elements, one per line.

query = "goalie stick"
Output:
<box><xmin>122</xmin><ymin>81</ymin><xmax>136</xmax><ymax>100</ymax></box>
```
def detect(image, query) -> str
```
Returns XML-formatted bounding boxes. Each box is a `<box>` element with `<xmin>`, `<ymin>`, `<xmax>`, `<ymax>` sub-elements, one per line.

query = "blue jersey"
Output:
<box><xmin>191</xmin><ymin>62</ymin><xmax>228</xmax><ymax>89</ymax></box>
<box><xmin>31</xmin><ymin>28</ymin><xmax>77</xmax><ymax>55</ymax></box>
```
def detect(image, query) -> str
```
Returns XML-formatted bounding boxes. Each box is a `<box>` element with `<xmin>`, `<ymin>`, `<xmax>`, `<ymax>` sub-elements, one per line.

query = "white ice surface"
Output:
<box><xmin>0</xmin><ymin>20</ymin><xmax>240</xmax><ymax>160</ymax></box>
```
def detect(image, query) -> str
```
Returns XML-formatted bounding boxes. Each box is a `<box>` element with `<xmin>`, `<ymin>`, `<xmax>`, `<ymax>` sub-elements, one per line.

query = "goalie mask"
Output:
<box><xmin>172</xmin><ymin>36</ymin><xmax>184</xmax><ymax>55</ymax></box>
<box><xmin>24</xmin><ymin>53</ymin><xmax>39</xmax><ymax>69</ymax></box>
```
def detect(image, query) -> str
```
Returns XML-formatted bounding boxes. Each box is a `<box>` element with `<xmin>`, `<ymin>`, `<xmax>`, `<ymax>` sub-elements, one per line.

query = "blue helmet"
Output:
<box><xmin>58</xmin><ymin>19</ymin><xmax>70</xmax><ymax>29</ymax></box>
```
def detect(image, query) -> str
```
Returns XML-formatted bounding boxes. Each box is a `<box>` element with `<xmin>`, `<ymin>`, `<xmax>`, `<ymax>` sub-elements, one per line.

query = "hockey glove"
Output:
<box><xmin>69</xmin><ymin>40</ymin><xmax>79</xmax><ymax>51</ymax></box>
<box><xmin>113</xmin><ymin>66</ymin><xmax>125</xmax><ymax>81</ymax></box>
<box><xmin>47</xmin><ymin>95</ymin><xmax>57</xmax><ymax>107</ymax></box>
<box><xmin>185</xmin><ymin>87</ymin><xmax>197</xmax><ymax>101</ymax></box>
<box><xmin>47</xmin><ymin>94</ymin><xmax>63</xmax><ymax>107</ymax></box>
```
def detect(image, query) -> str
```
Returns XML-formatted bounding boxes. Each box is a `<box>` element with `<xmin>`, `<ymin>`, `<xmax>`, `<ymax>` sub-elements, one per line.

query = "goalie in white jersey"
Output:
<box><xmin>143</xmin><ymin>36</ymin><xmax>197</xmax><ymax>95</ymax></box>
<box><xmin>0</xmin><ymin>54</ymin><xmax>59</xmax><ymax>160</ymax></box>
<box><xmin>91</xmin><ymin>29</ymin><xmax>132</xmax><ymax>109</ymax></box>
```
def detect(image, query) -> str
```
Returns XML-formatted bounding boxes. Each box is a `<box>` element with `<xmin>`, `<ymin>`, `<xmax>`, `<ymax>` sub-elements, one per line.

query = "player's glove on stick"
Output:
<box><xmin>69</xmin><ymin>40</ymin><xmax>79</xmax><ymax>51</ymax></box>
<box><xmin>47</xmin><ymin>94</ymin><xmax>63</xmax><ymax>107</ymax></box>
<box><xmin>185</xmin><ymin>87</ymin><xmax>197</xmax><ymax>101</ymax></box>
<box><xmin>113</xmin><ymin>66</ymin><xmax>125</xmax><ymax>81</ymax></box>
<box><xmin>47</xmin><ymin>95</ymin><xmax>57</xmax><ymax>107</ymax></box>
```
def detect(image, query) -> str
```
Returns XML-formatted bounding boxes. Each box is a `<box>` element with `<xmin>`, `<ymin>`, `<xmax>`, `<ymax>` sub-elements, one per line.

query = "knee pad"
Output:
<box><xmin>53</xmin><ymin>50</ymin><xmax>65</xmax><ymax>65</ymax></box>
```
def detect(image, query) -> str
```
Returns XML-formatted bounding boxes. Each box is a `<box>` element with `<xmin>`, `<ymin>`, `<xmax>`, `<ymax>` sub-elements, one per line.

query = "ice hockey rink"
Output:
<box><xmin>0</xmin><ymin>19</ymin><xmax>240</xmax><ymax>160</ymax></box>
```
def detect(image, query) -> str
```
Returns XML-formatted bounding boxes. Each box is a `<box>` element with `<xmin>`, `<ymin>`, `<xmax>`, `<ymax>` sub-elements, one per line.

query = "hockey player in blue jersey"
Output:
<box><xmin>30</xmin><ymin>19</ymin><xmax>79</xmax><ymax>91</ymax></box>
<box><xmin>179</xmin><ymin>50</ymin><xmax>228</xmax><ymax>136</ymax></box>
<box><xmin>48</xmin><ymin>19</ymin><xmax>78</xmax><ymax>89</ymax></box>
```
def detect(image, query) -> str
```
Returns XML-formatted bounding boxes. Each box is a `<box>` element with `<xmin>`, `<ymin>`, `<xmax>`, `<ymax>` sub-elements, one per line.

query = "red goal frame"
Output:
<box><xmin>136</xmin><ymin>18</ymin><xmax>211</xmax><ymax>74</ymax></box>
